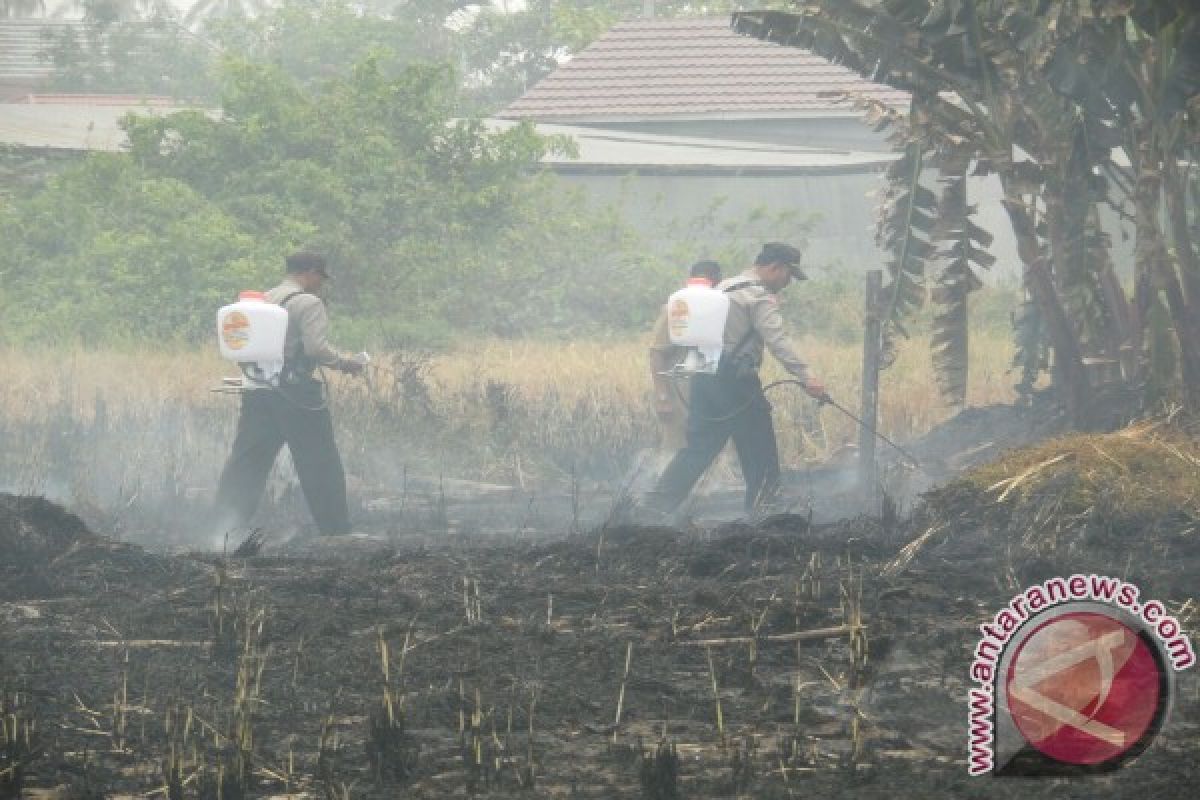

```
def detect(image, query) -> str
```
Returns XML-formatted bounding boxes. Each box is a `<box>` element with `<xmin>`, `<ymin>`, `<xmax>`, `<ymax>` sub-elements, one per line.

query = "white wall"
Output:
<box><xmin>556</xmin><ymin>167</ymin><xmax>1134</xmax><ymax>287</ymax></box>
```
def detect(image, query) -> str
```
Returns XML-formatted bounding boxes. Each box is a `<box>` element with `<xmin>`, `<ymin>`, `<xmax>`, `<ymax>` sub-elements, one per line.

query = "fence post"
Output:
<box><xmin>860</xmin><ymin>270</ymin><xmax>883</xmax><ymax>494</ymax></box>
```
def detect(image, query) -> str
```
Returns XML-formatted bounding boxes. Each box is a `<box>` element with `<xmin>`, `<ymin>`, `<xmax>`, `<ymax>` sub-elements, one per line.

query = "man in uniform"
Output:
<box><xmin>648</xmin><ymin>260</ymin><xmax>722</xmax><ymax>450</ymax></box>
<box><xmin>212</xmin><ymin>252</ymin><xmax>365</xmax><ymax>537</ymax></box>
<box><xmin>645</xmin><ymin>242</ymin><xmax>825</xmax><ymax>515</ymax></box>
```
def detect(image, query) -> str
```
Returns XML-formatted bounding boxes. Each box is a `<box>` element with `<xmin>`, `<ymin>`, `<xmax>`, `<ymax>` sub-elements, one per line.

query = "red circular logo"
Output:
<box><xmin>1005</xmin><ymin>611</ymin><xmax>1163</xmax><ymax>766</ymax></box>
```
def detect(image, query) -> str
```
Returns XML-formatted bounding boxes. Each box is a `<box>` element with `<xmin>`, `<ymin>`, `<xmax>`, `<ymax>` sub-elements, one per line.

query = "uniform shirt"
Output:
<box><xmin>718</xmin><ymin>269</ymin><xmax>810</xmax><ymax>383</ymax></box>
<box><xmin>265</xmin><ymin>278</ymin><xmax>347</xmax><ymax>368</ymax></box>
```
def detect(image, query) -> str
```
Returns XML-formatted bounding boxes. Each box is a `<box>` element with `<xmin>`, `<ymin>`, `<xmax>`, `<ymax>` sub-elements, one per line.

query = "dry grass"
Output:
<box><xmin>963</xmin><ymin>419</ymin><xmax>1200</xmax><ymax>519</ymax></box>
<box><xmin>0</xmin><ymin>332</ymin><xmax>1015</xmax><ymax>541</ymax></box>
<box><xmin>0</xmin><ymin>348</ymin><xmax>228</xmax><ymax>422</ymax></box>
<box><xmin>418</xmin><ymin>332</ymin><xmax>1016</xmax><ymax>463</ymax></box>
<box><xmin>900</xmin><ymin>417</ymin><xmax>1200</xmax><ymax>565</ymax></box>
<box><xmin>0</xmin><ymin>332</ymin><xmax>1015</xmax><ymax>479</ymax></box>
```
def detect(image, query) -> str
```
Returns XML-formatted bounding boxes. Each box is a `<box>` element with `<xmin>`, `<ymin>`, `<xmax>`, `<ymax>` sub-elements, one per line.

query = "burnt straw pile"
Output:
<box><xmin>889</xmin><ymin>419</ymin><xmax>1200</xmax><ymax>587</ymax></box>
<box><xmin>0</xmin><ymin>493</ymin><xmax>97</xmax><ymax>600</ymax></box>
<box><xmin>0</xmin><ymin>493</ymin><xmax>197</xmax><ymax>602</ymax></box>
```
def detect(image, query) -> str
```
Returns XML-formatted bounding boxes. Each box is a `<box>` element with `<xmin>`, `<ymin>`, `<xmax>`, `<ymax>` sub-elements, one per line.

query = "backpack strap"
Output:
<box><xmin>721</xmin><ymin>279</ymin><xmax>760</xmax><ymax>294</ymax></box>
<box><xmin>276</xmin><ymin>290</ymin><xmax>317</xmax><ymax>380</ymax></box>
<box><xmin>721</xmin><ymin>280</ymin><xmax>761</xmax><ymax>363</ymax></box>
<box><xmin>278</xmin><ymin>290</ymin><xmax>308</xmax><ymax>309</ymax></box>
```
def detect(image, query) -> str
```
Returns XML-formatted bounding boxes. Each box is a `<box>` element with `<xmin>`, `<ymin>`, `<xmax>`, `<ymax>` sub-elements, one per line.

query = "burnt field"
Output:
<box><xmin>3</xmin><ymin>420</ymin><xmax>1200</xmax><ymax>800</ymax></box>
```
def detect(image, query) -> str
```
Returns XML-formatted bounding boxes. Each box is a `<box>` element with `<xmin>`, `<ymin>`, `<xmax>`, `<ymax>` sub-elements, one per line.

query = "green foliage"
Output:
<box><xmin>1011</xmin><ymin>300</ymin><xmax>1047</xmax><ymax>400</ymax></box>
<box><xmin>10</xmin><ymin>1</ymin><xmax>898</xmax><ymax>352</ymax></box>
<box><xmin>736</xmin><ymin>1</ymin><xmax>1200</xmax><ymax>414</ymax></box>
<box><xmin>0</xmin><ymin>155</ymin><xmax>270</xmax><ymax>344</ymax></box>
<box><xmin>41</xmin><ymin>1</ymin><xmax>785</xmax><ymax>115</ymax></box>
<box><xmin>0</xmin><ymin>56</ymin><xmax>680</xmax><ymax>345</ymax></box>
<box><xmin>781</xmin><ymin>272</ymin><xmax>864</xmax><ymax>345</ymax></box>
<box><xmin>877</xmin><ymin>141</ymin><xmax>935</xmax><ymax>331</ymax></box>
<box><xmin>185</xmin><ymin>0</ymin><xmax>273</xmax><ymax>29</ymax></box>
<box><xmin>41</xmin><ymin>9</ymin><xmax>219</xmax><ymax>99</ymax></box>
<box><xmin>930</xmin><ymin>170</ymin><xmax>995</xmax><ymax>406</ymax></box>
<box><xmin>0</xmin><ymin>147</ymin><xmax>69</xmax><ymax>204</ymax></box>
<box><xmin>37</xmin><ymin>1</ymin><xmax>794</xmax><ymax>115</ymax></box>
<box><xmin>205</xmin><ymin>0</ymin><xmax>457</xmax><ymax>92</ymax></box>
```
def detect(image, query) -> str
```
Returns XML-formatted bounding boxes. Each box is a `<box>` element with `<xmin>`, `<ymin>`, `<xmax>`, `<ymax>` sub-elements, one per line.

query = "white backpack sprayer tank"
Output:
<box><xmin>217</xmin><ymin>291</ymin><xmax>288</xmax><ymax>385</ymax></box>
<box><xmin>667</xmin><ymin>279</ymin><xmax>730</xmax><ymax>374</ymax></box>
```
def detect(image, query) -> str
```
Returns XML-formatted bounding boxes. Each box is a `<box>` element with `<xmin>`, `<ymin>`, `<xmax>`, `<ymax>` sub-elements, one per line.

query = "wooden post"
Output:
<box><xmin>860</xmin><ymin>271</ymin><xmax>883</xmax><ymax>494</ymax></box>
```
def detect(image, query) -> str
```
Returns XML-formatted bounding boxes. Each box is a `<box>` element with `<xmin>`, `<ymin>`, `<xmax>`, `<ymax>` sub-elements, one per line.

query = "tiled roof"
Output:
<box><xmin>0</xmin><ymin>19</ymin><xmax>83</xmax><ymax>96</ymax></box>
<box><xmin>499</xmin><ymin>17</ymin><xmax>909</xmax><ymax>121</ymax></box>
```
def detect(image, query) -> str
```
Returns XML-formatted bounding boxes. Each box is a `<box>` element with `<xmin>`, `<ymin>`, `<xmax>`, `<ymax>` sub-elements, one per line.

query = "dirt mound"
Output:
<box><xmin>901</xmin><ymin>384</ymin><xmax>1142</xmax><ymax>476</ymax></box>
<box><xmin>889</xmin><ymin>419</ymin><xmax>1200</xmax><ymax>586</ymax></box>
<box><xmin>0</xmin><ymin>493</ymin><xmax>98</xmax><ymax>599</ymax></box>
<box><xmin>906</xmin><ymin>402</ymin><xmax>1056</xmax><ymax>469</ymax></box>
<box><xmin>0</xmin><ymin>493</ymin><xmax>96</xmax><ymax>560</ymax></box>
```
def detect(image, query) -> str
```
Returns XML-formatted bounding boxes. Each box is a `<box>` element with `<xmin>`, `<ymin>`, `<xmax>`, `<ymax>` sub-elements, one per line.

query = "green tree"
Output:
<box><xmin>184</xmin><ymin>0</ymin><xmax>271</xmax><ymax>29</ymax></box>
<box><xmin>736</xmin><ymin>1</ymin><xmax>1200</xmax><ymax>418</ymax></box>
<box><xmin>41</xmin><ymin>7</ymin><xmax>219</xmax><ymax>99</ymax></box>
<box><xmin>0</xmin><ymin>156</ymin><xmax>270</xmax><ymax>343</ymax></box>
<box><xmin>205</xmin><ymin>0</ymin><xmax>455</xmax><ymax>90</ymax></box>
<box><xmin>2</xmin><ymin>55</ymin><xmax>674</xmax><ymax>344</ymax></box>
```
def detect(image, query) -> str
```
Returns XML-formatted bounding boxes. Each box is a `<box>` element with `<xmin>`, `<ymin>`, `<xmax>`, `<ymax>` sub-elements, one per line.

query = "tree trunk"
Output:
<box><xmin>1133</xmin><ymin>150</ymin><xmax>1200</xmax><ymax>409</ymax></box>
<box><xmin>1163</xmin><ymin>160</ymin><xmax>1200</xmax><ymax>308</ymax></box>
<box><xmin>1163</xmin><ymin>161</ymin><xmax>1200</xmax><ymax>410</ymax></box>
<box><xmin>1089</xmin><ymin>206</ymin><xmax>1132</xmax><ymax>366</ymax></box>
<box><xmin>1000</xmin><ymin>180</ymin><xmax>1088</xmax><ymax>427</ymax></box>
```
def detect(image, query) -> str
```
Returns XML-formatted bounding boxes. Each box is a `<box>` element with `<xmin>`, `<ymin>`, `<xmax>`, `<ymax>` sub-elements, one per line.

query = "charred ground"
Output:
<box><xmin>2</xmin><ymin>414</ymin><xmax>1199</xmax><ymax>799</ymax></box>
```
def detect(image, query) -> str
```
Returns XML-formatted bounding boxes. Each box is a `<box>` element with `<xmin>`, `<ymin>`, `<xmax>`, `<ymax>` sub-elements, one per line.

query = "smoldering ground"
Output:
<box><xmin>1</xmin><ymin>474</ymin><xmax>1197</xmax><ymax>798</ymax></box>
<box><xmin>2</xmin><ymin>382</ymin><xmax>1196</xmax><ymax>798</ymax></box>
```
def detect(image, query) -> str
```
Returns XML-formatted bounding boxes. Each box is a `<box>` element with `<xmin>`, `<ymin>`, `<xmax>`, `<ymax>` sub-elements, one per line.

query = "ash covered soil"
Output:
<box><xmin>2</xmin><ymin>418</ymin><xmax>1200</xmax><ymax>798</ymax></box>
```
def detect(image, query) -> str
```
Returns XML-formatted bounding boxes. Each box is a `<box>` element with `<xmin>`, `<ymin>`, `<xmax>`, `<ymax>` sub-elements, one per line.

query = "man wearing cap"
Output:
<box><xmin>645</xmin><ymin>242</ymin><xmax>826</xmax><ymax>515</ymax></box>
<box><xmin>212</xmin><ymin>252</ymin><xmax>365</xmax><ymax>538</ymax></box>
<box><xmin>648</xmin><ymin>260</ymin><xmax>723</xmax><ymax>450</ymax></box>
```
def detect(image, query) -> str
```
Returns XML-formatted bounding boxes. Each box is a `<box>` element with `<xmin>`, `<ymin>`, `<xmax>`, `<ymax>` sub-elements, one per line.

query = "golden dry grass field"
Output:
<box><xmin>0</xmin><ymin>332</ymin><xmax>1016</xmax><ymax>484</ymax></box>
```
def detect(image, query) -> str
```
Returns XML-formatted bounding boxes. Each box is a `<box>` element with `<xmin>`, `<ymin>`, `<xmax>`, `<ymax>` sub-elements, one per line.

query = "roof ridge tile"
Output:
<box><xmin>501</xmin><ymin>16</ymin><xmax>908</xmax><ymax>119</ymax></box>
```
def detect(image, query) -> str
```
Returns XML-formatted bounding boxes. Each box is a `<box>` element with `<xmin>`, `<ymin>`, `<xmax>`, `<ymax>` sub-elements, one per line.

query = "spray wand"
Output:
<box><xmin>761</xmin><ymin>379</ymin><xmax>922</xmax><ymax>468</ymax></box>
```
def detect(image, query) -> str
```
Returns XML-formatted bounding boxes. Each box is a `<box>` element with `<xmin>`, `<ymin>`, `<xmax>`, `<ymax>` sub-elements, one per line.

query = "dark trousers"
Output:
<box><xmin>213</xmin><ymin>382</ymin><xmax>350</xmax><ymax>536</ymax></box>
<box><xmin>650</xmin><ymin>372</ymin><xmax>781</xmax><ymax>513</ymax></box>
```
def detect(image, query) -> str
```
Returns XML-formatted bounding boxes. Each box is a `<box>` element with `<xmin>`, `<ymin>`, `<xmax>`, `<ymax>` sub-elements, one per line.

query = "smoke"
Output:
<box><xmin>0</xmin><ymin>355</ymin><xmax>1024</xmax><ymax>551</ymax></box>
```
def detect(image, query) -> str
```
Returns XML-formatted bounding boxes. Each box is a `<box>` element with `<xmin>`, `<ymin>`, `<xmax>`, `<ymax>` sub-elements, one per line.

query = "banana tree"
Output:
<box><xmin>1046</xmin><ymin>1</ymin><xmax>1200</xmax><ymax>404</ymax></box>
<box><xmin>735</xmin><ymin>0</ymin><xmax>1198</xmax><ymax>420</ymax></box>
<box><xmin>734</xmin><ymin>1</ymin><xmax>1097</xmax><ymax>421</ymax></box>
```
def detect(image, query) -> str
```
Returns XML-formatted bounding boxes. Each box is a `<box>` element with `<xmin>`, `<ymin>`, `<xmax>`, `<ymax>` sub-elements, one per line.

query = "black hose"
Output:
<box><xmin>666</xmin><ymin>373</ymin><xmax>921</xmax><ymax>467</ymax></box>
<box><xmin>236</xmin><ymin>363</ymin><xmax>331</xmax><ymax>412</ymax></box>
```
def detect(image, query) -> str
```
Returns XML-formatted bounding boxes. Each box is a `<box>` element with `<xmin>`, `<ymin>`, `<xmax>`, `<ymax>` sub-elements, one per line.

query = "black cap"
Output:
<box><xmin>689</xmin><ymin>260</ymin><xmax>722</xmax><ymax>283</ymax></box>
<box><xmin>755</xmin><ymin>242</ymin><xmax>806</xmax><ymax>280</ymax></box>
<box><xmin>286</xmin><ymin>251</ymin><xmax>330</xmax><ymax>278</ymax></box>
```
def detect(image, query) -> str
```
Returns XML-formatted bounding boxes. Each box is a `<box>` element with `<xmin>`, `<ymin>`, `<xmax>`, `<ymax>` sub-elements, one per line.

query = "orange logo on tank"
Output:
<box><xmin>668</xmin><ymin>298</ymin><xmax>690</xmax><ymax>338</ymax></box>
<box><xmin>222</xmin><ymin>311</ymin><xmax>251</xmax><ymax>350</ymax></box>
